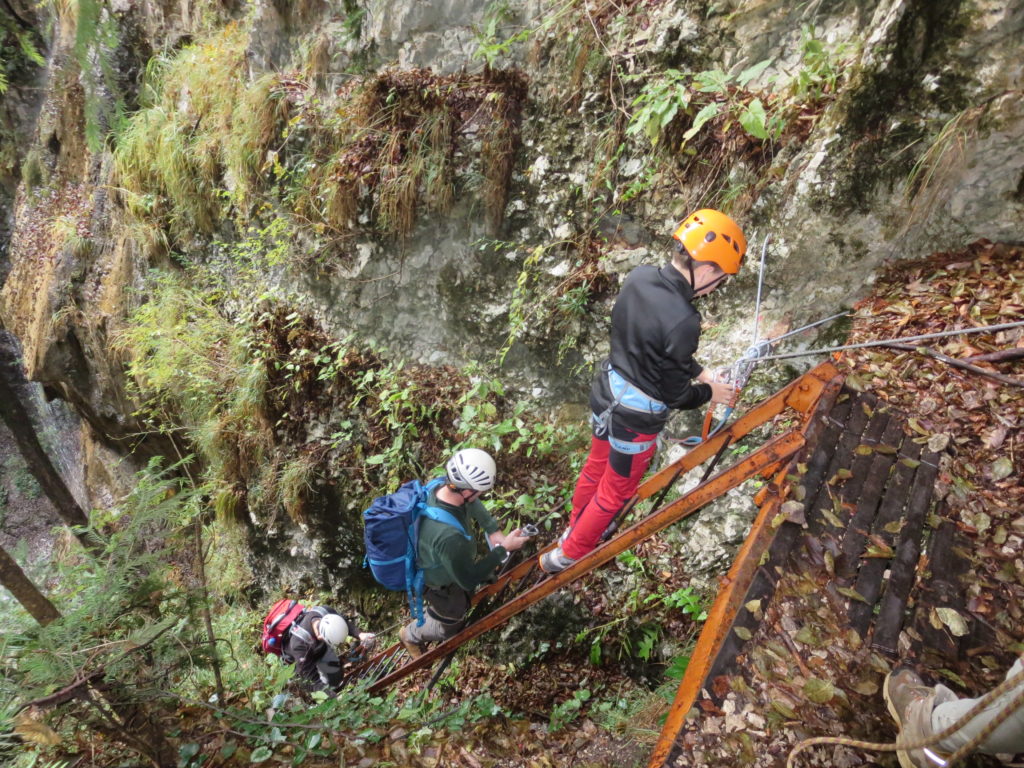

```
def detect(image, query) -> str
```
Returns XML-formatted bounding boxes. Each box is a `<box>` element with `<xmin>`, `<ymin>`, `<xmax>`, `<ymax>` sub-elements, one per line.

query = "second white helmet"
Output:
<box><xmin>318</xmin><ymin>614</ymin><xmax>349</xmax><ymax>646</ymax></box>
<box><xmin>446</xmin><ymin>448</ymin><xmax>497</xmax><ymax>492</ymax></box>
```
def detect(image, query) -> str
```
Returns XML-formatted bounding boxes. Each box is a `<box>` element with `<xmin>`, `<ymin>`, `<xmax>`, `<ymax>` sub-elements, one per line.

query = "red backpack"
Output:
<box><xmin>261</xmin><ymin>599</ymin><xmax>306</xmax><ymax>655</ymax></box>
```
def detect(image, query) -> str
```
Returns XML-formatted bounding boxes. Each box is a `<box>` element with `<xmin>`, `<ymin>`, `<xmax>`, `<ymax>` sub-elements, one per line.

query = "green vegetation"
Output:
<box><xmin>0</xmin><ymin>10</ymin><xmax>44</xmax><ymax>96</ymax></box>
<box><xmin>114</xmin><ymin>25</ymin><xmax>527</xmax><ymax>253</ymax></box>
<box><xmin>115</xmin><ymin>266</ymin><xmax>585</xmax><ymax>534</ymax></box>
<box><xmin>0</xmin><ymin>460</ymin><xmax>516</xmax><ymax>767</ymax></box>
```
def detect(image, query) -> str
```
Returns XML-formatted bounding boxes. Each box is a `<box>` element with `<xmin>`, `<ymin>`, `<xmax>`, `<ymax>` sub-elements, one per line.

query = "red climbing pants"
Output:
<box><xmin>561</xmin><ymin>421</ymin><xmax>658</xmax><ymax>561</ymax></box>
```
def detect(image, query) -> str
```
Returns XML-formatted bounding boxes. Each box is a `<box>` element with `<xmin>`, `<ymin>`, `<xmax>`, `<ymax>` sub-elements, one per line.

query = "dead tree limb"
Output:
<box><xmin>962</xmin><ymin>347</ymin><xmax>1024</xmax><ymax>364</ymax></box>
<box><xmin>882</xmin><ymin>343</ymin><xmax>1024</xmax><ymax>388</ymax></box>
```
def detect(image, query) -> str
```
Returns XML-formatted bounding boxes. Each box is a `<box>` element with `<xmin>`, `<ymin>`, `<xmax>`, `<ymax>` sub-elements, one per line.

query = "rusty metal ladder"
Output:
<box><xmin>343</xmin><ymin>362</ymin><xmax>842</xmax><ymax>700</ymax></box>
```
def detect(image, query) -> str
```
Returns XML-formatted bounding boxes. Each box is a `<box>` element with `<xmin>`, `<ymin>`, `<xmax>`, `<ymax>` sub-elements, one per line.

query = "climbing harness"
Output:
<box><xmin>592</xmin><ymin>363</ymin><xmax>667</xmax><ymax>450</ymax></box>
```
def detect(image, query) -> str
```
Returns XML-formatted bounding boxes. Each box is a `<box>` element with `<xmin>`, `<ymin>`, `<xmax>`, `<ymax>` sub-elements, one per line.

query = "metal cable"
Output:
<box><xmin>752</xmin><ymin>320</ymin><xmax>1024</xmax><ymax>363</ymax></box>
<box><xmin>766</xmin><ymin>311</ymin><xmax>849</xmax><ymax>345</ymax></box>
<box><xmin>752</xmin><ymin>235</ymin><xmax>770</xmax><ymax>344</ymax></box>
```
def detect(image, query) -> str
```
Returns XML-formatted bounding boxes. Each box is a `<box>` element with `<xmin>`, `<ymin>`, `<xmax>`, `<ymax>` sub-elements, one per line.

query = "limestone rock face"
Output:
<box><xmin>1</xmin><ymin>0</ymin><xmax>1022</xmax><ymax>590</ymax></box>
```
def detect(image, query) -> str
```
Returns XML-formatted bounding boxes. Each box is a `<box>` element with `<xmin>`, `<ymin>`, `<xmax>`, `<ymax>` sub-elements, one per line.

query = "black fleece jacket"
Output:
<box><xmin>592</xmin><ymin>263</ymin><xmax>713</xmax><ymax>432</ymax></box>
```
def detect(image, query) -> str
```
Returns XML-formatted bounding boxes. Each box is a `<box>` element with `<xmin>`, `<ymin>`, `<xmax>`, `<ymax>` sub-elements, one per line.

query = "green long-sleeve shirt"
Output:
<box><xmin>417</xmin><ymin>487</ymin><xmax>507</xmax><ymax>592</ymax></box>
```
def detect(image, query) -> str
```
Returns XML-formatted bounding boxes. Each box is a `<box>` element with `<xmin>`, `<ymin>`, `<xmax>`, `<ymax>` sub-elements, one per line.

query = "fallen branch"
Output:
<box><xmin>962</xmin><ymin>347</ymin><xmax>1024</xmax><ymax>364</ymax></box>
<box><xmin>882</xmin><ymin>343</ymin><xmax>1024</xmax><ymax>388</ymax></box>
<box><xmin>16</xmin><ymin>670</ymin><xmax>106</xmax><ymax>713</ymax></box>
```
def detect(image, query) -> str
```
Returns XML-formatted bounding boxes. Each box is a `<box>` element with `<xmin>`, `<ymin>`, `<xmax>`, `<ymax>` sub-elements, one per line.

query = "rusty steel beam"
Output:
<box><xmin>647</xmin><ymin>367</ymin><xmax>844</xmax><ymax>768</ymax></box>
<box><xmin>472</xmin><ymin>361</ymin><xmax>839</xmax><ymax>608</ymax></box>
<box><xmin>632</xmin><ymin>360</ymin><xmax>838</xmax><ymax>505</ymax></box>
<box><xmin>367</xmin><ymin>430</ymin><xmax>805</xmax><ymax>693</ymax></box>
<box><xmin>354</xmin><ymin>364</ymin><xmax>840</xmax><ymax>687</ymax></box>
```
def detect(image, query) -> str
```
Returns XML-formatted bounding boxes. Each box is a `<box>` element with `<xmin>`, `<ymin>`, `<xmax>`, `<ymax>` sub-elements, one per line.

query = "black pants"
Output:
<box><xmin>404</xmin><ymin>584</ymin><xmax>470</xmax><ymax>644</ymax></box>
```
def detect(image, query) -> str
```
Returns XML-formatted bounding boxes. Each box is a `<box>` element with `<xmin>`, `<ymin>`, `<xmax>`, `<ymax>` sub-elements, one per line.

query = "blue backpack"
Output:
<box><xmin>363</xmin><ymin>478</ymin><xmax>471</xmax><ymax>624</ymax></box>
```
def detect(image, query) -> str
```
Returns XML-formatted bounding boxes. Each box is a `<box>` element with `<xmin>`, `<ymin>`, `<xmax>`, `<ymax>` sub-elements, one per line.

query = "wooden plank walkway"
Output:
<box><xmin>655</xmin><ymin>384</ymin><xmax>977</xmax><ymax>767</ymax></box>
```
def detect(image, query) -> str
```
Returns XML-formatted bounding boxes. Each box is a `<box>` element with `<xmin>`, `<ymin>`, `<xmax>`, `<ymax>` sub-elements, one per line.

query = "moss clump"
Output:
<box><xmin>114</xmin><ymin>23</ymin><xmax>528</xmax><ymax>257</ymax></box>
<box><xmin>820</xmin><ymin>0</ymin><xmax>977</xmax><ymax>214</ymax></box>
<box><xmin>20</xmin><ymin>148</ymin><xmax>46</xmax><ymax>191</ymax></box>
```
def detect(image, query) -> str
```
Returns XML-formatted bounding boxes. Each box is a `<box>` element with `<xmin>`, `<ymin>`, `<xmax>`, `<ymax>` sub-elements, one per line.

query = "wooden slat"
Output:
<box><xmin>913</xmin><ymin>516</ymin><xmax>966</xmax><ymax>661</ymax></box>
<box><xmin>835</xmin><ymin>418</ymin><xmax>905</xmax><ymax>581</ymax></box>
<box><xmin>871</xmin><ymin>448</ymin><xmax>941</xmax><ymax>655</ymax></box>
<box><xmin>805</xmin><ymin>396</ymin><xmax>874</xmax><ymax>537</ymax></box>
<box><xmin>794</xmin><ymin>392</ymin><xmax>853</xmax><ymax>512</ymax></box>
<box><xmin>846</xmin><ymin>437</ymin><xmax>922</xmax><ymax>636</ymax></box>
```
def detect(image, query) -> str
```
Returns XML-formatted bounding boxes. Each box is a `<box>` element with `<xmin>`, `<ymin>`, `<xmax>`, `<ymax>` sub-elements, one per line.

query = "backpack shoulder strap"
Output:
<box><xmin>289</xmin><ymin>623</ymin><xmax>314</xmax><ymax>645</ymax></box>
<box><xmin>420</xmin><ymin>505</ymin><xmax>471</xmax><ymax>539</ymax></box>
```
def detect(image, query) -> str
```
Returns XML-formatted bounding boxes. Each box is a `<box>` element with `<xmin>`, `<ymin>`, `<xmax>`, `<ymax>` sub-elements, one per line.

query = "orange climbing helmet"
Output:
<box><xmin>672</xmin><ymin>209</ymin><xmax>747</xmax><ymax>274</ymax></box>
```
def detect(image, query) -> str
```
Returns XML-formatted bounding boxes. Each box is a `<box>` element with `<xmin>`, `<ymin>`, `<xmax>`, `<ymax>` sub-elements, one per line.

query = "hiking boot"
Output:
<box><xmin>398</xmin><ymin>625</ymin><xmax>426</xmax><ymax>659</ymax></box>
<box><xmin>539</xmin><ymin>546</ymin><xmax>576</xmax><ymax>574</ymax></box>
<box><xmin>883</xmin><ymin>667</ymin><xmax>949</xmax><ymax>768</ymax></box>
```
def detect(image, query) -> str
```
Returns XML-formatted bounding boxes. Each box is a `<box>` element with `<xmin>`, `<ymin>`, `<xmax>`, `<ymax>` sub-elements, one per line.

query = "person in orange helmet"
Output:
<box><xmin>540</xmin><ymin>209</ymin><xmax>744</xmax><ymax>573</ymax></box>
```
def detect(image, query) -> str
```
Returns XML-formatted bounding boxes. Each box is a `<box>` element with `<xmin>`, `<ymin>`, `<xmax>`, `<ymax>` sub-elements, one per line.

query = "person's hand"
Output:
<box><xmin>357</xmin><ymin>632</ymin><xmax>376</xmax><ymax>652</ymax></box>
<box><xmin>709</xmin><ymin>380</ymin><xmax>739</xmax><ymax>407</ymax></box>
<box><xmin>488</xmin><ymin>530</ymin><xmax>505</xmax><ymax>549</ymax></box>
<box><xmin>501</xmin><ymin>529</ymin><xmax>531</xmax><ymax>552</ymax></box>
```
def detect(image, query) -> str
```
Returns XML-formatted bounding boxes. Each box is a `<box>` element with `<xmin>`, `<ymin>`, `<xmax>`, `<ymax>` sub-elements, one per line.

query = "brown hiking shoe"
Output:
<box><xmin>883</xmin><ymin>667</ymin><xmax>948</xmax><ymax>768</ymax></box>
<box><xmin>398</xmin><ymin>625</ymin><xmax>426</xmax><ymax>659</ymax></box>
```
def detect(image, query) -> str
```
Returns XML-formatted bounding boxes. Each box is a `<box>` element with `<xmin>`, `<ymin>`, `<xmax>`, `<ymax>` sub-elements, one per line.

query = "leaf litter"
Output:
<box><xmin>670</xmin><ymin>239</ymin><xmax>1022</xmax><ymax>767</ymax></box>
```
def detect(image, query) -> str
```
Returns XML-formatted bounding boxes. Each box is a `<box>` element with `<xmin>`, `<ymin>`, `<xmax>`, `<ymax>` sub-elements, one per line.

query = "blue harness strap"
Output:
<box><xmin>592</xmin><ymin>364</ymin><xmax>667</xmax><ymax>443</ymax></box>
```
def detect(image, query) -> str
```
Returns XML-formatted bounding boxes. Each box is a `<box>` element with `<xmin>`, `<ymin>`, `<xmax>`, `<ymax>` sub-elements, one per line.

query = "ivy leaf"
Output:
<box><xmin>250</xmin><ymin>746</ymin><xmax>273</xmax><ymax>763</ymax></box>
<box><xmin>853</xmin><ymin>679</ymin><xmax>879</xmax><ymax>696</ymax></box>
<box><xmin>737</xmin><ymin>59</ymin><xmax>773</xmax><ymax>87</ymax></box>
<box><xmin>836</xmin><ymin>586</ymin><xmax>868</xmax><ymax>603</ymax></box>
<box><xmin>683</xmin><ymin>102</ymin><xmax>721</xmax><ymax>142</ymax></box>
<box><xmin>695</xmin><ymin>68</ymin><xmax>731</xmax><ymax>93</ymax></box>
<box><xmin>179</xmin><ymin>743</ymin><xmax>201</xmax><ymax>761</ymax></box>
<box><xmin>739</xmin><ymin>98</ymin><xmax>769</xmax><ymax>140</ymax></box>
<box><xmin>803</xmin><ymin>678</ymin><xmax>835</xmax><ymax>704</ymax></box>
<box><xmin>771</xmin><ymin>699</ymin><xmax>798</xmax><ymax>719</ymax></box>
<box><xmin>990</xmin><ymin>457</ymin><xmax>1013</xmax><ymax>481</ymax></box>
<box><xmin>934</xmin><ymin>607</ymin><xmax>970</xmax><ymax>637</ymax></box>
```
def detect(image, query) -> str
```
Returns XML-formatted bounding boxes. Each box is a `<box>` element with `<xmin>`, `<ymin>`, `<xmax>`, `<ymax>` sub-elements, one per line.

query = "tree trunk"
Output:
<box><xmin>0</xmin><ymin>331</ymin><xmax>103</xmax><ymax>556</ymax></box>
<box><xmin>0</xmin><ymin>544</ymin><xmax>60</xmax><ymax>624</ymax></box>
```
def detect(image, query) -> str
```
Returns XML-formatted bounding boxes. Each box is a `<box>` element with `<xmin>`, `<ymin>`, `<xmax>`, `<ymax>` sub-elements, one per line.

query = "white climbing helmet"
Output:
<box><xmin>445</xmin><ymin>448</ymin><xmax>497</xmax><ymax>492</ymax></box>
<box><xmin>318</xmin><ymin>614</ymin><xmax>349</xmax><ymax>646</ymax></box>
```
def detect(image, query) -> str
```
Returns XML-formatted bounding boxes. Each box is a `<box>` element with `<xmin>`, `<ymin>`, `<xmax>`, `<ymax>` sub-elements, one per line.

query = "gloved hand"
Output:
<box><xmin>357</xmin><ymin>632</ymin><xmax>377</xmax><ymax>652</ymax></box>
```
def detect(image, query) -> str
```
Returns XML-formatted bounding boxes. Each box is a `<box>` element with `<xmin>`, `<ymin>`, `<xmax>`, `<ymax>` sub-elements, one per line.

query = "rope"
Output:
<box><xmin>752</xmin><ymin>234</ymin><xmax>770</xmax><ymax>344</ymax></box>
<box><xmin>751</xmin><ymin>320</ymin><xmax>1024</xmax><ymax>363</ymax></box>
<box><xmin>786</xmin><ymin>664</ymin><xmax>1024</xmax><ymax>767</ymax></box>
